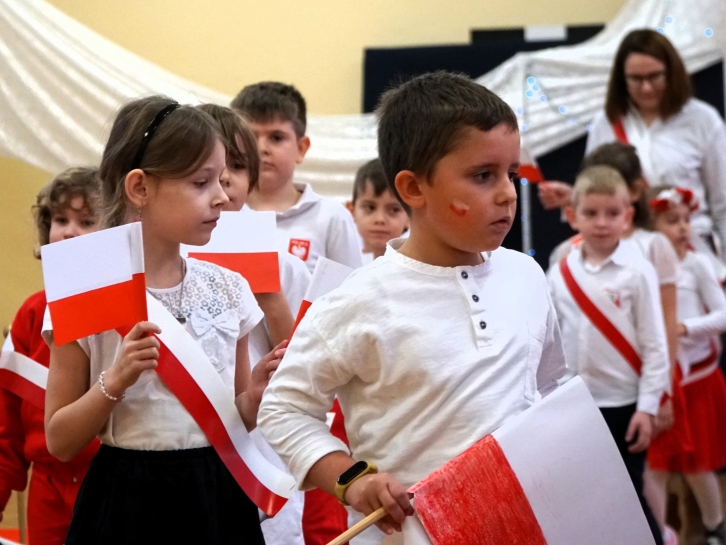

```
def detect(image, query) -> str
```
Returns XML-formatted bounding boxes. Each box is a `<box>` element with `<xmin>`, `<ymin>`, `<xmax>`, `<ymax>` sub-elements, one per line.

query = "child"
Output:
<box><xmin>549</xmin><ymin>143</ymin><xmax>680</xmax><ymax>435</ymax></box>
<box><xmin>42</xmin><ymin>96</ymin><xmax>284</xmax><ymax>544</ymax></box>
<box><xmin>346</xmin><ymin>158</ymin><xmax>409</xmax><ymax>263</ymax></box>
<box><xmin>548</xmin><ymin>166</ymin><xmax>670</xmax><ymax>545</ymax></box>
<box><xmin>198</xmin><ymin>103</ymin><xmax>315</xmax><ymax>545</ymax></box>
<box><xmin>231</xmin><ymin>82</ymin><xmax>363</xmax><ymax>272</ymax></box>
<box><xmin>645</xmin><ymin>186</ymin><xmax>726</xmax><ymax>545</ymax></box>
<box><xmin>257</xmin><ymin>71</ymin><xmax>566</xmax><ymax>545</ymax></box>
<box><xmin>0</xmin><ymin>168</ymin><xmax>101</xmax><ymax>545</ymax></box>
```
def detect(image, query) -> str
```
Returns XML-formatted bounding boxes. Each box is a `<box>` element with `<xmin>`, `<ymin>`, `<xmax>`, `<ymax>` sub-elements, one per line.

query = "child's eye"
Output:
<box><xmin>475</xmin><ymin>171</ymin><xmax>491</xmax><ymax>182</ymax></box>
<box><xmin>363</xmin><ymin>204</ymin><xmax>375</xmax><ymax>213</ymax></box>
<box><xmin>193</xmin><ymin>180</ymin><xmax>208</xmax><ymax>188</ymax></box>
<box><xmin>82</xmin><ymin>219</ymin><xmax>96</xmax><ymax>227</ymax></box>
<box><xmin>231</xmin><ymin>163</ymin><xmax>247</xmax><ymax>171</ymax></box>
<box><xmin>508</xmin><ymin>172</ymin><xmax>519</xmax><ymax>183</ymax></box>
<box><xmin>52</xmin><ymin>216</ymin><xmax>68</xmax><ymax>225</ymax></box>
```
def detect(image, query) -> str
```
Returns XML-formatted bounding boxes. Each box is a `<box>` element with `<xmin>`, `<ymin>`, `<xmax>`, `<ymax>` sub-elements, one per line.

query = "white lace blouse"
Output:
<box><xmin>43</xmin><ymin>258</ymin><xmax>263</xmax><ymax>451</ymax></box>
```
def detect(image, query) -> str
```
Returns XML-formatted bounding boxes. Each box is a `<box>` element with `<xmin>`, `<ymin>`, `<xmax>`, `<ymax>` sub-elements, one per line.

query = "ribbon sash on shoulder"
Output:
<box><xmin>0</xmin><ymin>333</ymin><xmax>47</xmax><ymax>409</ymax></box>
<box><xmin>120</xmin><ymin>294</ymin><xmax>295</xmax><ymax>516</ymax></box>
<box><xmin>559</xmin><ymin>256</ymin><xmax>643</xmax><ymax>376</ymax></box>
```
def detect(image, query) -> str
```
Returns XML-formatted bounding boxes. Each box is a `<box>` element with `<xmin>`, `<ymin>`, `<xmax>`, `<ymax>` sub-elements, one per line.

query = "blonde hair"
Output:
<box><xmin>571</xmin><ymin>165</ymin><xmax>630</xmax><ymax>208</ymax></box>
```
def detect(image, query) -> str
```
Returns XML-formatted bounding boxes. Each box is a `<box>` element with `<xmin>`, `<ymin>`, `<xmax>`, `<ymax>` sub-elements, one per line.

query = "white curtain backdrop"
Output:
<box><xmin>0</xmin><ymin>0</ymin><xmax>723</xmax><ymax>201</ymax></box>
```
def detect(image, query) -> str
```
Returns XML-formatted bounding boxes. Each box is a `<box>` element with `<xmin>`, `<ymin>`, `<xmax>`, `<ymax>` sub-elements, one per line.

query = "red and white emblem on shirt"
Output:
<box><xmin>604</xmin><ymin>288</ymin><xmax>621</xmax><ymax>308</ymax></box>
<box><xmin>289</xmin><ymin>239</ymin><xmax>311</xmax><ymax>261</ymax></box>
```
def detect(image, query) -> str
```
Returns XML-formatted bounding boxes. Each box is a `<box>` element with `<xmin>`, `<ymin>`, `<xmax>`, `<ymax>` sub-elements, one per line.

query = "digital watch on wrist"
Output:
<box><xmin>334</xmin><ymin>460</ymin><xmax>378</xmax><ymax>505</ymax></box>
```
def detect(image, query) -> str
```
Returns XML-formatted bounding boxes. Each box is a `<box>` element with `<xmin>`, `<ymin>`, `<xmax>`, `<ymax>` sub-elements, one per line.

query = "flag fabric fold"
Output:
<box><xmin>0</xmin><ymin>333</ymin><xmax>47</xmax><ymax>409</ymax></box>
<box><xmin>291</xmin><ymin>257</ymin><xmax>354</xmax><ymax>334</ymax></box>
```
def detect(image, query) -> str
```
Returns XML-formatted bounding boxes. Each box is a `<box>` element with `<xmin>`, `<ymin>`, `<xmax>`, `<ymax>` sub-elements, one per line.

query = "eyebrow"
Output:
<box><xmin>467</xmin><ymin>162</ymin><xmax>521</xmax><ymax>172</ymax></box>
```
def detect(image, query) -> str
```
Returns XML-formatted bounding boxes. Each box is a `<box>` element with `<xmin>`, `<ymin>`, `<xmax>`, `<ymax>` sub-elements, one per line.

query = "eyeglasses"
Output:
<box><xmin>624</xmin><ymin>70</ymin><xmax>666</xmax><ymax>88</ymax></box>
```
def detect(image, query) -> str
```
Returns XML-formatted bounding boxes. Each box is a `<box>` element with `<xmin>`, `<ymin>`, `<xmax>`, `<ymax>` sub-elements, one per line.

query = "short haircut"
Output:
<box><xmin>33</xmin><ymin>167</ymin><xmax>101</xmax><ymax>250</ymax></box>
<box><xmin>376</xmin><ymin>71</ymin><xmax>518</xmax><ymax>213</ymax></box>
<box><xmin>100</xmin><ymin>96</ymin><xmax>222</xmax><ymax>228</ymax></box>
<box><xmin>197</xmin><ymin>104</ymin><xmax>260</xmax><ymax>192</ymax></box>
<box><xmin>605</xmin><ymin>29</ymin><xmax>691</xmax><ymax>123</ymax></box>
<box><xmin>231</xmin><ymin>82</ymin><xmax>307</xmax><ymax>138</ymax></box>
<box><xmin>571</xmin><ymin>165</ymin><xmax>629</xmax><ymax>208</ymax></box>
<box><xmin>352</xmin><ymin>158</ymin><xmax>389</xmax><ymax>203</ymax></box>
<box><xmin>581</xmin><ymin>142</ymin><xmax>649</xmax><ymax>227</ymax></box>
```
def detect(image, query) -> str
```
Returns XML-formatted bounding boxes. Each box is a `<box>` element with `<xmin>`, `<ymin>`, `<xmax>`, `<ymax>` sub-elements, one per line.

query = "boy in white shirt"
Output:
<box><xmin>231</xmin><ymin>82</ymin><xmax>362</xmax><ymax>272</ymax></box>
<box><xmin>547</xmin><ymin>165</ymin><xmax>670</xmax><ymax>545</ymax></box>
<box><xmin>346</xmin><ymin>158</ymin><xmax>409</xmax><ymax>264</ymax></box>
<box><xmin>258</xmin><ymin>71</ymin><xmax>566</xmax><ymax>544</ymax></box>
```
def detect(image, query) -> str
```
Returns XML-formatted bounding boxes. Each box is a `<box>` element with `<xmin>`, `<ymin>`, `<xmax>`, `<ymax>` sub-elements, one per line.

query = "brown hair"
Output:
<box><xmin>100</xmin><ymin>96</ymin><xmax>222</xmax><ymax>228</ymax></box>
<box><xmin>231</xmin><ymin>82</ymin><xmax>307</xmax><ymax>138</ymax></box>
<box><xmin>33</xmin><ymin>167</ymin><xmax>101</xmax><ymax>254</ymax></box>
<box><xmin>581</xmin><ymin>142</ymin><xmax>649</xmax><ymax>228</ymax></box>
<box><xmin>376</xmin><ymin>71</ymin><xmax>518</xmax><ymax>214</ymax></box>
<box><xmin>196</xmin><ymin>104</ymin><xmax>260</xmax><ymax>192</ymax></box>
<box><xmin>605</xmin><ymin>29</ymin><xmax>691</xmax><ymax>123</ymax></box>
<box><xmin>352</xmin><ymin>158</ymin><xmax>389</xmax><ymax>203</ymax></box>
<box><xmin>571</xmin><ymin>165</ymin><xmax>629</xmax><ymax>208</ymax></box>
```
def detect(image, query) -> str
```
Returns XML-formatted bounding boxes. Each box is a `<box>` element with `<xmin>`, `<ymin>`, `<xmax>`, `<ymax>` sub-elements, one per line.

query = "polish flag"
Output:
<box><xmin>292</xmin><ymin>257</ymin><xmax>354</xmax><ymax>335</ymax></box>
<box><xmin>517</xmin><ymin>147</ymin><xmax>545</xmax><ymax>183</ymax></box>
<box><xmin>0</xmin><ymin>333</ymin><xmax>47</xmax><ymax>409</ymax></box>
<box><xmin>40</xmin><ymin>223</ymin><xmax>147</xmax><ymax>346</ymax></box>
<box><xmin>404</xmin><ymin>378</ymin><xmax>655</xmax><ymax>545</ymax></box>
<box><xmin>184</xmin><ymin>210</ymin><xmax>280</xmax><ymax>293</ymax></box>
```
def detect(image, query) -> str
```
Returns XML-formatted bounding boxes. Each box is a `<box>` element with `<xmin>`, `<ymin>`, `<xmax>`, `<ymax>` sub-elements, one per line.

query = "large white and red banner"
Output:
<box><xmin>40</xmin><ymin>223</ymin><xmax>147</xmax><ymax>345</ymax></box>
<box><xmin>0</xmin><ymin>333</ymin><xmax>47</xmax><ymax>409</ymax></box>
<box><xmin>292</xmin><ymin>257</ymin><xmax>353</xmax><ymax>334</ymax></box>
<box><xmin>401</xmin><ymin>378</ymin><xmax>654</xmax><ymax>545</ymax></box>
<box><xmin>183</xmin><ymin>210</ymin><xmax>281</xmax><ymax>294</ymax></box>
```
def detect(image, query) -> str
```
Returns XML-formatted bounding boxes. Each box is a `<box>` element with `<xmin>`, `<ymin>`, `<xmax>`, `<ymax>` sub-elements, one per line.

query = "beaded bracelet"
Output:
<box><xmin>98</xmin><ymin>371</ymin><xmax>125</xmax><ymax>402</ymax></box>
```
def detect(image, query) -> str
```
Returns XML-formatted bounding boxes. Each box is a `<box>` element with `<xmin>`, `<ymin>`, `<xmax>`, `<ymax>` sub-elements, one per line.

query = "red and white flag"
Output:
<box><xmin>136</xmin><ymin>295</ymin><xmax>296</xmax><ymax>516</ymax></box>
<box><xmin>40</xmin><ymin>223</ymin><xmax>147</xmax><ymax>345</ymax></box>
<box><xmin>184</xmin><ymin>210</ymin><xmax>281</xmax><ymax>293</ymax></box>
<box><xmin>404</xmin><ymin>378</ymin><xmax>655</xmax><ymax>545</ymax></box>
<box><xmin>0</xmin><ymin>333</ymin><xmax>47</xmax><ymax>409</ymax></box>
<box><xmin>292</xmin><ymin>257</ymin><xmax>353</xmax><ymax>334</ymax></box>
<box><xmin>517</xmin><ymin>147</ymin><xmax>545</xmax><ymax>183</ymax></box>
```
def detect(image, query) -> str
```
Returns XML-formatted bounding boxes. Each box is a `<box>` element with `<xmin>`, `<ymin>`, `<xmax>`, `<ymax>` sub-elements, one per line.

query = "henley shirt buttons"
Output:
<box><xmin>480</xmin><ymin>321</ymin><xmax>487</xmax><ymax>330</ymax></box>
<box><xmin>461</xmin><ymin>271</ymin><xmax>469</xmax><ymax>279</ymax></box>
<box><xmin>472</xmin><ymin>295</ymin><xmax>480</xmax><ymax>302</ymax></box>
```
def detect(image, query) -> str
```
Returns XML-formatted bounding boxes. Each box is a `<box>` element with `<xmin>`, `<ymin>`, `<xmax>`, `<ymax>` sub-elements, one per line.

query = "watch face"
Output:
<box><xmin>338</xmin><ymin>461</ymin><xmax>369</xmax><ymax>485</ymax></box>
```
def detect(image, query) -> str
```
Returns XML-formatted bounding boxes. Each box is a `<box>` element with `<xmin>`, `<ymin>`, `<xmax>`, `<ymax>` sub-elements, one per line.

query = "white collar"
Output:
<box><xmin>575</xmin><ymin>240</ymin><xmax>629</xmax><ymax>272</ymax></box>
<box><xmin>385</xmin><ymin>238</ymin><xmax>492</xmax><ymax>277</ymax></box>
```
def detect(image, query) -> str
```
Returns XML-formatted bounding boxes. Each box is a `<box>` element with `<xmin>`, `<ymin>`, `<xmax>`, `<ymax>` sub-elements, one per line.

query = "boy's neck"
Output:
<box><xmin>580</xmin><ymin>239</ymin><xmax>619</xmax><ymax>267</ymax></box>
<box><xmin>246</xmin><ymin>179</ymin><xmax>302</xmax><ymax>213</ymax></box>
<box><xmin>397</xmin><ymin>225</ymin><xmax>484</xmax><ymax>268</ymax></box>
<box><xmin>142</xmin><ymin>228</ymin><xmax>184</xmax><ymax>289</ymax></box>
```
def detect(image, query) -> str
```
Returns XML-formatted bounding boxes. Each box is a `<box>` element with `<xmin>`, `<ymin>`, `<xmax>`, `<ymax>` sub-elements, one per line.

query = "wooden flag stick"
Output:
<box><xmin>326</xmin><ymin>506</ymin><xmax>388</xmax><ymax>545</ymax></box>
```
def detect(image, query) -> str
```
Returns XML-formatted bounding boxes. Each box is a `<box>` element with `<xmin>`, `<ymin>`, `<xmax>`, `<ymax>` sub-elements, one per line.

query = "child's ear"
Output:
<box><xmin>295</xmin><ymin>136</ymin><xmax>311</xmax><ymax>164</ymax></box>
<box><xmin>125</xmin><ymin>169</ymin><xmax>151</xmax><ymax>209</ymax></box>
<box><xmin>345</xmin><ymin>201</ymin><xmax>354</xmax><ymax>216</ymax></box>
<box><xmin>625</xmin><ymin>204</ymin><xmax>635</xmax><ymax>225</ymax></box>
<box><xmin>564</xmin><ymin>205</ymin><xmax>577</xmax><ymax>230</ymax></box>
<box><xmin>394</xmin><ymin>170</ymin><xmax>425</xmax><ymax>211</ymax></box>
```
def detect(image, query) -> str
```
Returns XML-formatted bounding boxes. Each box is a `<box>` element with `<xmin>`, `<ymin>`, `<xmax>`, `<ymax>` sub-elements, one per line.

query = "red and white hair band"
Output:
<box><xmin>649</xmin><ymin>187</ymin><xmax>699</xmax><ymax>213</ymax></box>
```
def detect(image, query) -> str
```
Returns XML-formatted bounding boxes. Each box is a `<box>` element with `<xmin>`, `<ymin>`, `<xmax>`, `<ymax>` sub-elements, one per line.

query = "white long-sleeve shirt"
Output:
<box><xmin>678</xmin><ymin>251</ymin><xmax>726</xmax><ymax>368</ymax></box>
<box><xmin>248</xmin><ymin>183</ymin><xmax>363</xmax><ymax>272</ymax></box>
<box><xmin>548</xmin><ymin>243</ymin><xmax>670</xmax><ymax>415</ymax></box>
<box><xmin>586</xmin><ymin>99</ymin><xmax>726</xmax><ymax>254</ymax></box>
<box><xmin>258</xmin><ymin>240</ymin><xmax>566</xmax><ymax>493</ymax></box>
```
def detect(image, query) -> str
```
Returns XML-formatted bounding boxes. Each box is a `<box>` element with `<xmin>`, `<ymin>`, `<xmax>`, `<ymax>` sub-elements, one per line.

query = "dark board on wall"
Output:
<box><xmin>363</xmin><ymin>30</ymin><xmax>725</xmax><ymax>269</ymax></box>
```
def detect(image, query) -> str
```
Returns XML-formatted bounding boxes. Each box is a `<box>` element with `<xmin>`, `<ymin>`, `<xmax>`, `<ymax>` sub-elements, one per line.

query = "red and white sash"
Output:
<box><xmin>559</xmin><ymin>256</ymin><xmax>643</xmax><ymax>376</ymax></box>
<box><xmin>611</xmin><ymin>116</ymin><xmax>650</xmax><ymax>187</ymax></box>
<box><xmin>0</xmin><ymin>333</ymin><xmax>48</xmax><ymax>409</ymax></box>
<box><xmin>119</xmin><ymin>294</ymin><xmax>296</xmax><ymax>516</ymax></box>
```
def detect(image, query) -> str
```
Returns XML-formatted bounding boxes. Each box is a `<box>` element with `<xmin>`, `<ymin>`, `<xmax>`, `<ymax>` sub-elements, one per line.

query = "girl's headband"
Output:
<box><xmin>131</xmin><ymin>102</ymin><xmax>180</xmax><ymax>171</ymax></box>
<box><xmin>649</xmin><ymin>187</ymin><xmax>699</xmax><ymax>213</ymax></box>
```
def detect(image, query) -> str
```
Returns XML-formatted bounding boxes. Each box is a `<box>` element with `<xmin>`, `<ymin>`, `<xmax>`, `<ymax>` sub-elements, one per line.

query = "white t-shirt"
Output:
<box><xmin>258</xmin><ymin>240</ymin><xmax>566</xmax><ymax>488</ymax></box>
<box><xmin>586</xmin><ymin>99</ymin><xmax>726</xmax><ymax>252</ymax></box>
<box><xmin>549</xmin><ymin>229</ymin><xmax>679</xmax><ymax>287</ymax></box>
<box><xmin>250</xmin><ymin>183</ymin><xmax>363</xmax><ymax>273</ymax></box>
<box><xmin>42</xmin><ymin>258</ymin><xmax>263</xmax><ymax>451</ymax></box>
<box><xmin>548</xmin><ymin>243</ymin><xmax>670</xmax><ymax>415</ymax></box>
<box><xmin>677</xmin><ymin>251</ymin><xmax>726</xmax><ymax>367</ymax></box>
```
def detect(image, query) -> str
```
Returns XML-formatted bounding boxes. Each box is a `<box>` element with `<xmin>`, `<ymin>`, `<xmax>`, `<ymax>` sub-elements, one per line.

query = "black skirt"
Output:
<box><xmin>66</xmin><ymin>445</ymin><xmax>265</xmax><ymax>545</ymax></box>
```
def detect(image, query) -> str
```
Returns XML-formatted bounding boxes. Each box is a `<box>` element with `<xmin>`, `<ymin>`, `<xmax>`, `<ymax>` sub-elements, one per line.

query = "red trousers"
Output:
<box><xmin>27</xmin><ymin>470</ymin><xmax>82</xmax><ymax>545</ymax></box>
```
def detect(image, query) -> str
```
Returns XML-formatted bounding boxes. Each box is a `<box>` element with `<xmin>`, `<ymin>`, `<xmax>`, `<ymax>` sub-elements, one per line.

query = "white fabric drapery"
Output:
<box><xmin>0</xmin><ymin>0</ymin><xmax>723</xmax><ymax>201</ymax></box>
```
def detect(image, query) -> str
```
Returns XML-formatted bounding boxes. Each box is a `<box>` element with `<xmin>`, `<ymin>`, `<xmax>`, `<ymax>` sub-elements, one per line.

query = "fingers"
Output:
<box><xmin>127</xmin><ymin>321</ymin><xmax>162</xmax><ymax>340</ymax></box>
<box><xmin>627</xmin><ymin>421</ymin><xmax>651</xmax><ymax>453</ymax></box>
